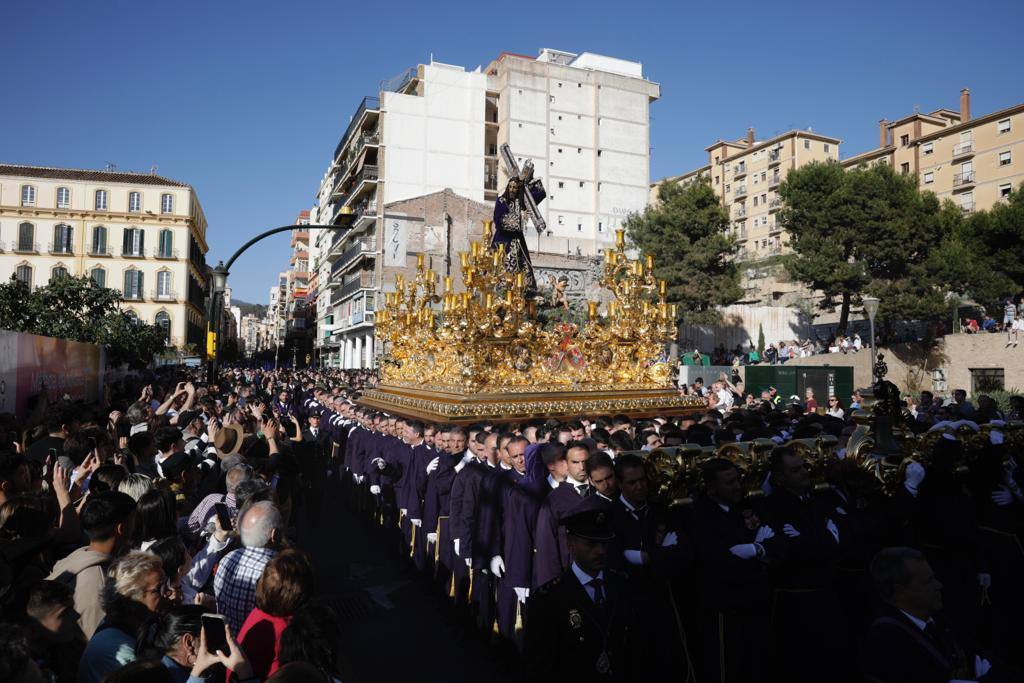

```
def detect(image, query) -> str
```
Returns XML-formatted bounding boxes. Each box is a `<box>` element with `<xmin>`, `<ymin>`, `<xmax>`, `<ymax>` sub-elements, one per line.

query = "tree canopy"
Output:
<box><xmin>0</xmin><ymin>274</ymin><xmax>168</xmax><ymax>367</ymax></box>
<box><xmin>625</xmin><ymin>179</ymin><xmax>741</xmax><ymax>325</ymax></box>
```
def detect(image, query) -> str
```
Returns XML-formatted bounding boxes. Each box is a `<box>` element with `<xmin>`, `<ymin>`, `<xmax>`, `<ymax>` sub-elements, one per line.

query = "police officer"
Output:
<box><xmin>523</xmin><ymin>507</ymin><xmax>654</xmax><ymax>682</ymax></box>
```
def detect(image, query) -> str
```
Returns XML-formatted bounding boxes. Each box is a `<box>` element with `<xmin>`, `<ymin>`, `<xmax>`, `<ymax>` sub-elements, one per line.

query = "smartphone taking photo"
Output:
<box><xmin>213</xmin><ymin>502</ymin><xmax>233</xmax><ymax>532</ymax></box>
<box><xmin>201</xmin><ymin>614</ymin><xmax>229</xmax><ymax>654</ymax></box>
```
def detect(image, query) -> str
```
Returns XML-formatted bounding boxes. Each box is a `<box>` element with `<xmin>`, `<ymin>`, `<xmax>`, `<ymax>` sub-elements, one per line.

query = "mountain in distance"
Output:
<box><xmin>232</xmin><ymin>299</ymin><xmax>268</xmax><ymax>318</ymax></box>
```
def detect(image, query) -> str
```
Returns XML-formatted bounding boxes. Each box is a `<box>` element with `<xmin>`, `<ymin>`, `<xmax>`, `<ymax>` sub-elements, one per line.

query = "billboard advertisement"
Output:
<box><xmin>0</xmin><ymin>331</ymin><xmax>105</xmax><ymax>416</ymax></box>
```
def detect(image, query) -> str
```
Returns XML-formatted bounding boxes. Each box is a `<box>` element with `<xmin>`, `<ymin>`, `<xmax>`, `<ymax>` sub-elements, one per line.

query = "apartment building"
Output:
<box><xmin>314</xmin><ymin>48</ymin><xmax>660</xmax><ymax>368</ymax></box>
<box><xmin>0</xmin><ymin>164</ymin><xmax>209</xmax><ymax>348</ymax></box>
<box><xmin>653</xmin><ymin>88</ymin><xmax>1023</xmax><ymax>306</ymax></box>
<box><xmin>654</xmin><ymin>128</ymin><xmax>841</xmax><ymax>262</ymax></box>
<box><xmin>842</xmin><ymin>89</ymin><xmax>1024</xmax><ymax>215</ymax></box>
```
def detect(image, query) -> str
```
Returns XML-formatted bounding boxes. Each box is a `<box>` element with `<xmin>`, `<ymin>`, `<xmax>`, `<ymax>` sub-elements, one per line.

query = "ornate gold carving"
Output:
<box><xmin>375</xmin><ymin>225</ymin><xmax>680</xmax><ymax>396</ymax></box>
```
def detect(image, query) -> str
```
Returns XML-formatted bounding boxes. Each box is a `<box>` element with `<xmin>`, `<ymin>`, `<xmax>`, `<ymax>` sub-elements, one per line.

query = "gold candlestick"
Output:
<box><xmin>659</xmin><ymin>280</ymin><xmax>667</xmax><ymax>297</ymax></box>
<box><xmin>444</xmin><ymin>276</ymin><xmax>452</xmax><ymax>293</ymax></box>
<box><xmin>515</xmin><ymin>272</ymin><xmax>524</xmax><ymax>290</ymax></box>
<box><xmin>505</xmin><ymin>289</ymin><xmax>513</xmax><ymax>307</ymax></box>
<box><xmin>615</xmin><ymin>229</ymin><xmax>625</xmax><ymax>249</ymax></box>
<box><xmin>588</xmin><ymin>301</ymin><xmax>598</xmax><ymax>320</ymax></box>
<box><xmin>645</xmin><ymin>254</ymin><xmax>653</xmax><ymax>271</ymax></box>
<box><xmin>485</xmin><ymin>292</ymin><xmax>494</xmax><ymax>309</ymax></box>
<box><xmin>459</xmin><ymin>252</ymin><xmax>469</xmax><ymax>268</ymax></box>
<box><xmin>417</xmin><ymin>253</ymin><xmax>424</xmax><ymax>269</ymax></box>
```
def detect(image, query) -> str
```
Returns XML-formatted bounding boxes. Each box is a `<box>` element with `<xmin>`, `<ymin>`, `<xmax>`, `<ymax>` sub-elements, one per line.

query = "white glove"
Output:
<box><xmin>453</xmin><ymin>538</ymin><xmax>461</xmax><ymax>556</ymax></box>
<box><xmin>904</xmin><ymin>461</ymin><xmax>926</xmax><ymax>497</ymax></box>
<box><xmin>623</xmin><ymin>549</ymin><xmax>645</xmax><ymax>565</ymax></box>
<box><xmin>490</xmin><ymin>555</ymin><xmax>505</xmax><ymax>578</ymax></box>
<box><xmin>977</xmin><ymin>573</ymin><xmax>992</xmax><ymax>589</ymax></box>
<box><xmin>426</xmin><ymin>532</ymin><xmax>437</xmax><ymax>545</ymax></box>
<box><xmin>782</xmin><ymin>524</ymin><xmax>801</xmax><ymax>538</ymax></box>
<box><xmin>513</xmin><ymin>587</ymin><xmax>529</xmax><ymax>603</ymax></box>
<box><xmin>410</xmin><ymin>518</ymin><xmax>422</xmax><ymax>527</ymax></box>
<box><xmin>825</xmin><ymin>518</ymin><xmax>840</xmax><ymax>543</ymax></box>
<box><xmin>373</xmin><ymin>458</ymin><xmax>387</xmax><ymax>471</ymax></box>
<box><xmin>370</xmin><ymin>484</ymin><xmax>381</xmax><ymax>495</ymax></box>
<box><xmin>355</xmin><ymin>474</ymin><xmax>365</xmax><ymax>484</ymax></box>
<box><xmin>426</xmin><ymin>456</ymin><xmax>440</xmax><ymax>474</ymax></box>
<box><xmin>400</xmin><ymin>508</ymin><xmax>408</xmax><ymax>516</ymax></box>
<box><xmin>728</xmin><ymin>543</ymin><xmax>758</xmax><ymax>560</ymax></box>
<box><xmin>975</xmin><ymin>655</ymin><xmax>992</xmax><ymax>678</ymax></box>
<box><xmin>755</xmin><ymin>525</ymin><xmax>775</xmax><ymax>543</ymax></box>
<box><xmin>661</xmin><ymin>531</ymin><xmax>678</xmax><ymax>547</ymax></box>
<box><xmin>992</xmin><ymin>487</ymin><xmax>1014</xmax><ymax>506</ymax></box>
<box><xmin>465</xmin><ymin>558</ymin><xmax>472</xmax><ymax>567</ymax></box>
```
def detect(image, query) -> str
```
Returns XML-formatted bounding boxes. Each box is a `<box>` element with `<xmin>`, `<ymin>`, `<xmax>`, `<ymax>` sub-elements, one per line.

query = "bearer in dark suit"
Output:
<box><xmin>861</xmin><ymin>546</ymin><xmax>1008</xmax><ymax>683</ymax></box>
<box><xmin>524</xmin><ymin>507</ymin><xmax>653</xmax><ymax>682</ymax></box>
<box><xmin>689</xmin><ymin>458</ymin><xmax>781</xmax><ymax>683</ymax></box>
<box><xmin>760</xmin><ymin>445</ymin><xmax>848</xmax><ymax>682</ymax></box>
<box><xmin>298</xmin><ymin>412</ymin><xmax>332</xmax><ymax>531</ymax></box>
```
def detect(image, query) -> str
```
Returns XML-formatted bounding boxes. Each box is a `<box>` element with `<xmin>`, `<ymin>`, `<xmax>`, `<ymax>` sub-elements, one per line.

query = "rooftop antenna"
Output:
<box><xmin>104</xmin><ymin>162</ymin><xmax>117</xmax><ymax>172</ymax></box>
<box><xmin>150</xmin><ymin>164</ymin><xmax>158</xmax><ymax>175</ymax></box>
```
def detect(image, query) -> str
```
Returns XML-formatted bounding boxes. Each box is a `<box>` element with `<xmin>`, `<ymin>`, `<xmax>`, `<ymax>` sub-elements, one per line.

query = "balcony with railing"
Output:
<box><xmin>735</xmin><ymin>206</ymin><xmax>747</xmax><ymax>219</ymax></box>
<box><xmin>734</xmin><ymin>185</ymin><xmax>748</xmax><ymax>198</ymax></box>
<box><xmin>768</xmin><ymin>149</ymin><xmax>782</xmax><ymax>165</ymax></box>
<box><xmin>733</xmin><ymin>162</ymin><xmax>746</xmax><ymax>178</ymax></box>
<box><xmin>150</xmin><ymin>289</ymin><xmax>179</xmax><ymax>302</ymax></box>
<box><xmin>961</xmin><ymin>201</ymin><xmax>976</xmax><ymax>214</ymax></box>
<box><xmin>89</xmin><ymin>244</ymin><xmax>112</xmax><ymax>257</ymax></box>
<box><xmin>769</xmin><ymin>197</ymin><xmax>783</xmax><ymax>210</ymax></box>
<box><xmin>122</xmin><ymin>246</ymin><xmax>146</xmax><ymax>258</ymax></box>
<box><xmin>485</xmin><ymin>173</ymin><xmax>498</xmax><ymax>191</ymax></box>
<box><xmin>152</xmin><ymin>247</ymin><xmax>179</xmax><ymax>259</ymax></box>
<box><xmin>333</xmin><ymin>96</ymin><xmax>380</xmax><ymax>163</ymax></box>
<box><xmin>332</xmin><ymin>238</ymin><xmax>376</xmax><ymax>276</ymax></box>
<box><xmin>14</xmin><ymin>241</ymin><xmax>41</xmax><ymax>254</ymax></box>
<box><xmin>339</xmin><ymin>271</ymin><xmax>375</xmax><ymax>300</ymax></box>
<box><xmin>952</xmin><ymin>171</ymin><xmax>975</xmax><ymax>189</ymax></box>
<box><xmin>768</xmin><ymin>173</ymin><xmax>781</xmax><ymax>187</ymax></box>
<box><xmin>952</xmin><ymin>141</ymin><xmax>974</xmax><ymax>159</ymax></box>
<box><xmin>122</xmin><ymin>290</ymin><xmax>145</xmax><ymax>301</ymax></box>
<box><xmin>48</xmin><ymin>242</ymin><xmax>74</xmax><ymax>255</ymax></box>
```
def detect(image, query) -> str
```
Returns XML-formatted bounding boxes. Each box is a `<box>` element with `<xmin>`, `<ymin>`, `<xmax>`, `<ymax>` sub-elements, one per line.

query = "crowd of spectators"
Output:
<box><xmin>0</xmin><ymin>367</ymin><xmax>370</xmax><ymax>683</ymax></box>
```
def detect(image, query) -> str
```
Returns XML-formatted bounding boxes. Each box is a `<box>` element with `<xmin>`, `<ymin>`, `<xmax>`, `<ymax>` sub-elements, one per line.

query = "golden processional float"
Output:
<box><xmin>359</xmin><ymin>225</ymin><xmax>705</xmax><ymax>423</ymax></box>
<box><xmin>637</xmin><ymin>353</ymin><xmax>1024</xmax><ymax>509</ymax></box>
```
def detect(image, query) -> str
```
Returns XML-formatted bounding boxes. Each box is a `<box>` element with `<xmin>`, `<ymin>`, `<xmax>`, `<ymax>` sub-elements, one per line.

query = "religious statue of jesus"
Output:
<box><xmin>491</xmin><ymin>143</ymin><xmax>546</xmax><ymax>294</ymax></box>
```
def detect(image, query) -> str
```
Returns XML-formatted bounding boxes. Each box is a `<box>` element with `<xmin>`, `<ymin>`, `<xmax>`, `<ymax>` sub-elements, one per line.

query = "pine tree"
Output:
<box><xmin>625</xmin><ymin>179</ymin><xmax>741</xmax><ymax>325</ymax></box>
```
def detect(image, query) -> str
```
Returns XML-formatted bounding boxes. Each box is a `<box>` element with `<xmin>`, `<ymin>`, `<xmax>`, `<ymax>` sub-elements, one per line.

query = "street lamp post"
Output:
<box><xmin>207</xmin><ymin>207</ymin><xmax>357</xmax><ymax>384</ymax></box>
<box><xmin>863</xmin><ymin>296</ymin><xmax>880</xmax><ymax>383</ymax></box>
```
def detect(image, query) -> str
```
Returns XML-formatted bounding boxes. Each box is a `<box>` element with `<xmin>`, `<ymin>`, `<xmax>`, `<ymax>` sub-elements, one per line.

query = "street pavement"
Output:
<box><xmin>304</xmin><ymin>478</ymin><xmax>523</xmax><ymax>683</ymax></box>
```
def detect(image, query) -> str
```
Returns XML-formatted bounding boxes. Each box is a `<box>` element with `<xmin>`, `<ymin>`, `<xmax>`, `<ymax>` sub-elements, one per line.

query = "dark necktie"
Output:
<box><xmin>576</xmin><ymin>484</ymin><xmax>590</xmax><ymax>497</ymax></box>
<box><xmin>631</xmin><ymin>505</ymin><xmax>647</xmax><ymax>521</ymax></box>
<box><xmin>588</xmin><ymin>578</ymin><xmax>606</xmax><ymax>606</ymax></box>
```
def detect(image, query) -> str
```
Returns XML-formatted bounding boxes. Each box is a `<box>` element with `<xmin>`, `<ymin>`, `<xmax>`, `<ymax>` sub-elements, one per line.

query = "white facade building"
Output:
<box><xmin>313</xmin><ymin>48</ymin><xmax>659</xmax><ymax>368</ymax></box>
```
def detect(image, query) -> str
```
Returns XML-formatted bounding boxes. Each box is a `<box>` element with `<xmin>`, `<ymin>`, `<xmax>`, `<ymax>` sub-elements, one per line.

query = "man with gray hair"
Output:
<box><xmin>213</xmin><ymin>500</ymin><xmax>283</xmax><ymax>632</ymax></box>
<box><xmin>186</xmin><ymin>462</ymin><xmax>252</xmax><ymax>533</ymax></box>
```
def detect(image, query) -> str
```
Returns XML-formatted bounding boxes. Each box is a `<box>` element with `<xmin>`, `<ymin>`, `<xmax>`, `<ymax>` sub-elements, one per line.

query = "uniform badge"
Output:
<box><xmin>568</xmin><ymin>608</ymin><xmax>583</xmax><ymax>629</ymax></box>
<box><xmin>596</xmin><ymin>650</ymin><xmax>611</xmax><ymax>674</ymax></box>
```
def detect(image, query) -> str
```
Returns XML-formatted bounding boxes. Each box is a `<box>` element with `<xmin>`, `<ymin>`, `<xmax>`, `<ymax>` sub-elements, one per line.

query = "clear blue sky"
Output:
<box><xmin>3</xmin><ymin>0</ymin><xmax>1021</xmax><ymax>303</ymax></box>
